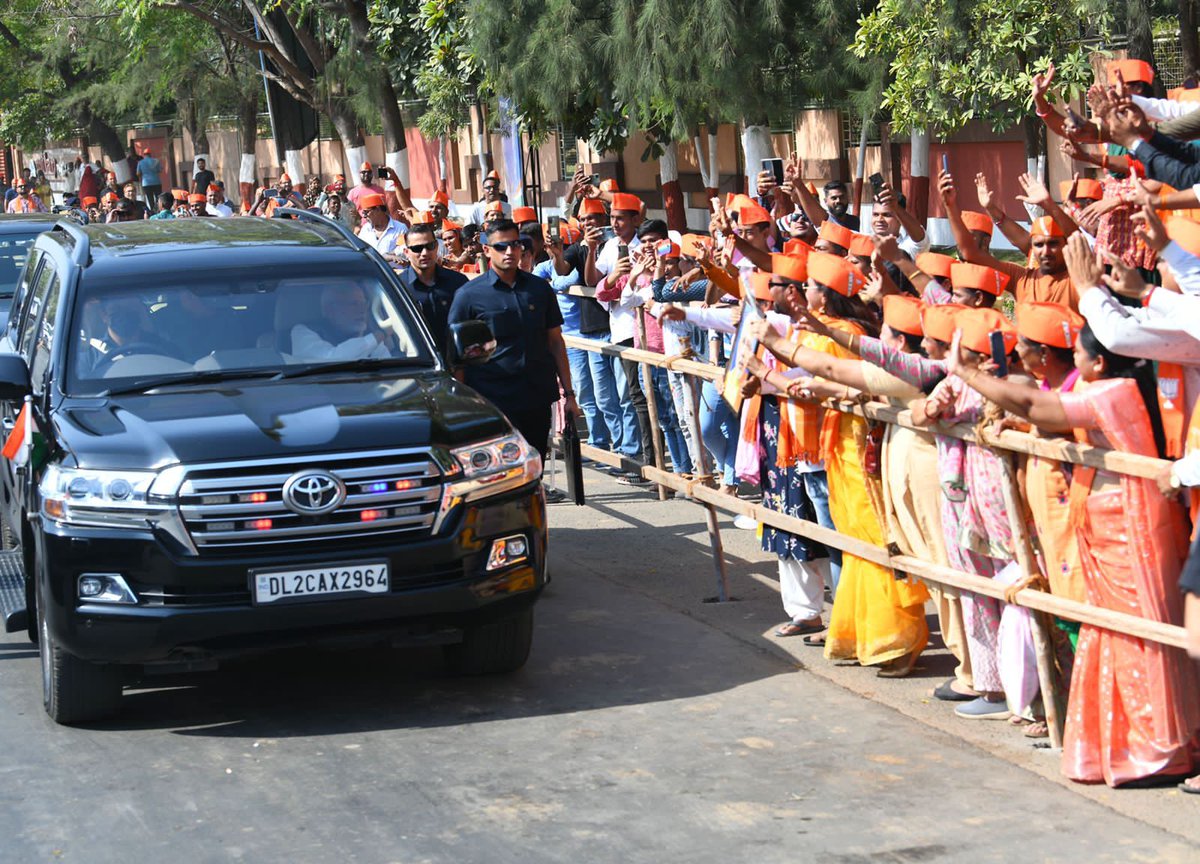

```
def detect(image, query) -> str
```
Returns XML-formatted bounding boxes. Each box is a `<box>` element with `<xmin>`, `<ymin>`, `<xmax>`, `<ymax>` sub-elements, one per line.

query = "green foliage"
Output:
<box><xmin>407</xmin><ymin>0</ymin><xmax>485</xmax><ymax>139</ymax></box>
<box><xmin>854</xmin><ymin>0</ymin><xmax>1112</xmax><ymax>135</ymax></box>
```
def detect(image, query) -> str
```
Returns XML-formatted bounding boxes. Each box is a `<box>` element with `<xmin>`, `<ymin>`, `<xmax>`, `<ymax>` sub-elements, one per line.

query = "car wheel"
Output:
<box><xmin>38</xmin><ymin>594</ymin><xmax>122</xmax><ymax>725</ymax></box>
<box><xmin>444</xmin><ymin>607</ymin><xmax>533</xmax><ymax>676</ymax></box>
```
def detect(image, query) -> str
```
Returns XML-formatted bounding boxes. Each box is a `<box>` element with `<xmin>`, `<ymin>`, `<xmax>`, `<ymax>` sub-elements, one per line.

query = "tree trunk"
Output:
<box><xmin>740</xmin><ymin>121</ymin><xmax>774</xmax><ymax>197</ymax></box>
<box><xmin>327</xmin><ymin>99</ymin><xmax>366</xmax><ymax>178</ymax></box>
<box><xmin>238</xmin><ymin>92</ymin><xmax>259</xmax><ymax>211</ymax></box>
<box><xmin>659</xmin><ymin>141</ymin><xmax>687</xmax><ymax>232</ymax></box>
<box><xmin>1127</xmin><ymin>0</ymin><xmax>1164</xmax><ymax>97</ymax></box>
<box><xmin>1182</xmin><ymin>0</ymin><xmax>1200</xmax><ymax>82</ymax></box>
<box><xmin>852</xmin><ymin>112</ymin><xmax>869</xmax><ymax>216</ymax></box>
<box><xmin>908</xmin><ymin>128</ymin><xmax>930</xmax><ymax>224</ymax></box>
<box><xmin>78</xmin><ymin>105</ymin><xmax>127</xmax><ymax>180</ymax></box>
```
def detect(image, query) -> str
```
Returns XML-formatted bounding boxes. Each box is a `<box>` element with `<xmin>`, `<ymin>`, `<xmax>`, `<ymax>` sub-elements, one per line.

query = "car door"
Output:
<box><xmin>1</xmin><ymin>261</ymin><xmax>57</xmax><ymax>529</ymax></box>
<box><xmin>1</xmin><ymin>246</ymin><xmax>42</xmax><ymax>353</ymax></box>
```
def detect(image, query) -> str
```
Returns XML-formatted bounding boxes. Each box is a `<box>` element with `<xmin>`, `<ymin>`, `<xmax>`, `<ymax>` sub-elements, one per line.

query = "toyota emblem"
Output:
<box><xmin>282</xmin><ymin>470</ymin><xmax>346</xmax><ymax>515</ymax></box>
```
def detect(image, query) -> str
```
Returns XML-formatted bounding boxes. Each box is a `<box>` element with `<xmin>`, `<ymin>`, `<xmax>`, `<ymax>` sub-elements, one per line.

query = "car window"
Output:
<box><xmin>28</xmin><ymin>272</ymin><xmax>61</xmax><ymax>393</ymax></box>
<box><xmin>18</xmin><ymin>262</ymin><xmax>55</xmax><ymax>359</ymax></box>
<box><xmin>66</xmin><ymin>264</ymin><xmax>433</xmax><ymax>395</ymax></box>
<box><xmin>0</xmin><ymin>231</ymin><xmax>39</xmax><ymax>299</ymax></box>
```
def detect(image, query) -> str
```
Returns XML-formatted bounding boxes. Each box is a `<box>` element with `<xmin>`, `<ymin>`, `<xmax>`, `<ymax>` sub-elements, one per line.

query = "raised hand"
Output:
<box><xmin>791</xmin><ymin>306</ymin><xmax>831</xmax><ymax>337</ymax></box>
<box><xmin>974</xmin><ymin>172</ymin><xmax>996</xmax><ymax>213</ymax></box>
<box><xmin>1016</xmin><ymin>172</ymin><xmax>1052</xmax><ymax>209</ymax></box>
<box><xmin>1100</xmin><ymin>248</ymin><xmax>1149</xmax><ymax>300</ymax></box>
<box><xmin>1063</xmin><ymin>231</ymin><xmax>1102</xmax><ymax>291</ymax></box>
<box><xmin>1131</xmin><ymin>203</ymin><xmax>1169</xmax><ymax>253</ymax></box>
<box><xmin>1030</xmin><ymin>61</ymin><xmax>1056</xmax><ymax>102</ymax></box>
<box><xmin>937</xmin><ymin>169</ymin><xmax>958</xmax><ymax>208</ymax></box>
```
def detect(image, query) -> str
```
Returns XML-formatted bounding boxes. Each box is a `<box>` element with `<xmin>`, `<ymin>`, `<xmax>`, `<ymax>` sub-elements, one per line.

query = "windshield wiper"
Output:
<box><xmin>97</xmin><ymin>368</ymin><xmax>279</xmax><ymax>397</ymax></box>
<box><xmin>272</xmin><ymin>356</ymin><xmax>431</xmax><ymax>380</ymax></box>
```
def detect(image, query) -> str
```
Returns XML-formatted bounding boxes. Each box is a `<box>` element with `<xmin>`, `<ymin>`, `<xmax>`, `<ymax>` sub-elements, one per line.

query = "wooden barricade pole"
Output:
<box><xmin>636</xmin><ymin>307</ymin><xmax>670</xmax><ymax>501</ymax></box>
<box><xmin>997</xmin><ymin>453</ymin><xmax>1065</xmax><ymax>748</ymax></box>
<box><xmin>679</xmin><ymin>335</ymin><xmax>730</xmax><ymax>602</ymax></box>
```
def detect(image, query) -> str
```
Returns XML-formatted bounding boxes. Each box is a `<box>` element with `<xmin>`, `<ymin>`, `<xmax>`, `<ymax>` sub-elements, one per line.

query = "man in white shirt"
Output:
<box><xmin>291</xmin><ymin>284</ymin><xmax>392</xmax><ymax>361</ymax></box>
<box><xmin>355</xmin><ymin>192</ymin><xmax>406</xmax><ymax>265</ymax></box>
<box><xmin>206</xmin><ymin>183</ymin><xmax>233</xmax><ymax>217</ymax></box>
<box><xmin>469</xmin><ymin>170</ymin><xmax>512</xmax><ymax>225</ymax></box>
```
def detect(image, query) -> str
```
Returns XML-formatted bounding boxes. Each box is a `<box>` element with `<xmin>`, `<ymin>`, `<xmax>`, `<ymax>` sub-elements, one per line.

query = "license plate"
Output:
<box><xmin>251</xmin><ymin>561</ymin><xmax>389</xmax><ymax>605</ymax></box>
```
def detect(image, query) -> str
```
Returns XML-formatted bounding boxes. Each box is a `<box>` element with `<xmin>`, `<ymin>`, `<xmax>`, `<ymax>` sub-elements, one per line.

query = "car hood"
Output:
<box><xmin>53</xmin><ymin>373</ymin><xmax>511</xmax><ymax>470</ymax></box>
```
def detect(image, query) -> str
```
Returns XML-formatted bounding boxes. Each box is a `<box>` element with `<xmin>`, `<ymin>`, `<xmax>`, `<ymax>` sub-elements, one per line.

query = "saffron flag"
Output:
<box><xmin>2</xmin><ymin>400</ymin><xmax>34</xmax><ymax>467</ymax></box>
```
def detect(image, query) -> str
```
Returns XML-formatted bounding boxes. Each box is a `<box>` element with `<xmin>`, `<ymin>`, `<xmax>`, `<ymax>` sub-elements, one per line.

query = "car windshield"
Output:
<box><xmin>0</xmin><ymin>232</ymin><xmax>39</xmax><ymax>298</ymax></box>
<box><xmin>66</xmin><ymin>264</ymin><xmax>434</xmax><ymax>396</ymax></box>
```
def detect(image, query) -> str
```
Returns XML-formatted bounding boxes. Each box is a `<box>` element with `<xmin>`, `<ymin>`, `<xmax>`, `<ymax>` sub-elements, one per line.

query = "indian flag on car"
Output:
<box><xmin>2</xmin><ymin>398</ymin><xmax>44</xmax><ymax>468</ymax></box>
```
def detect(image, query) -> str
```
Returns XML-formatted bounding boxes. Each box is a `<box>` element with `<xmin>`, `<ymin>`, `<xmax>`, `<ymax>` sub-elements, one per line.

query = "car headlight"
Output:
<box><xmin>40</xmin><ymin>466</ymin><xmax>169</xmax><ymax>529</ymax></box>
<box><xmin>438</xmin><ymin>432</ymin><xmax>542</xmax><ymax>515</ymax></box>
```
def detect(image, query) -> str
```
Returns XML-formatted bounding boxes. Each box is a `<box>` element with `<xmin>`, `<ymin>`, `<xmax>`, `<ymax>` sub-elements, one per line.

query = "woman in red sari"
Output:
<box><xmin>942</xmin><ymin>233</ymin><xmax>1200</xmax><ymax>787</ymax></box>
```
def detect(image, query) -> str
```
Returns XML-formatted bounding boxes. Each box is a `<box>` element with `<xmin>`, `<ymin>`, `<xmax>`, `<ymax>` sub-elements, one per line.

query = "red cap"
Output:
<box><xmin>749</xmin><ymin>271</ymin><xmax>775</xmax><ymax>302</ymax></box>
<box><xmin>512</xmin><ymin>206</ymin><xmax>538</xmax><ymax>224</ymax></box>
<box><xmin>485</xmin><ymin>169</ymin><xmax>501</xmax><ymax>181</ymax></box>
<box><xmin>783</xmin><ymin>238</ymin><xmax>814</xmax><ymax>258</ymax></box>
<box><xmin>610</xmin><ymin>192</ymin><xmax>642</xmax><ymax>214</ymax></box>
<box><xmin>738</xmin><ymin>203</ymin><xmax>772</xmax><ymax>225</ymax></box>
<box><xmin>410</xmin><ymin>211</ymin><xmax>436</xmax><ymax>226</ymax></box>
<box><xmin>431</xmin><ymin>190</ymin><xmax>449</xmax><ymax>206</ymax></box>
<box><xmin>1060</xmin><ymin>179</ymin><xmax>1103</xmax><ymax>201</ymax></box>
<box><xmin>580</xmin><ymin>198</ymin><xmax>607</xmax><ymax>216</ymax></box>
<box><xmin>188</xmin><ymin>193</ymin><xmax>206</xmax><ymax>204</ymax></box>
<box><xmin>1108</xmin><ymin>59</ymin><xmax>1155</xmax><ymax>86</ymax></box>
<box><xmin>599</xmin><ymin>178</ymin><xmax>620</xmax><ymax>193</ymax></box>
<box><xmin>361</xmin><ymin>162</ymin><xmax>373</xmax><ymax>171</ymax></box>
<box><xmin>359</xmin><ymin>192</ymin><xmax>386</xmax><ymax>209</ymax></box>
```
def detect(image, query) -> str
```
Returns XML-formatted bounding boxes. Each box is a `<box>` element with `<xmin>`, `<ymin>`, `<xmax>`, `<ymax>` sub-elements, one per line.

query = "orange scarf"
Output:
<box><xmin>1157</xmin><ymin>362</ymin><xmax>1186</xmax><ymax>458</ymax></box>
<box><xmin>811</xmin><ymin>314</ymin><xmax>864</xmax><ymax>460</ymax></box>
<box><xmin>739</xmin><ymin>327</ymin><xmax>822</xmax><ymax>467</ymax></box>
<box><xmin>1184</xmin><ymin>394</ymin><xmax>1200</xmax><ymax>536</ymax></box>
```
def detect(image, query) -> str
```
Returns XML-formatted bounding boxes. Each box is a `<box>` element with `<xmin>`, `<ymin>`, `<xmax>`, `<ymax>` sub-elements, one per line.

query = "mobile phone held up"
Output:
<box><xmin>547</xmin><ymin>215</ymin><xmax>561</xmax><ymax>243</ymax></box>
<box><xmin>762</xmin><ymin>157</ymin><xmax>785</xmax><ymax>186</ymax></box>
<box><xmin>990</xmin><ymin>331</ymin><xmax>1010</xmax><ymax>378</ymax></box>
<box><xmin>617</xmin><ymin>243</ymin><xmax>630</xmax><ymax>260</ymax></box>
<box><xmin>656</xmin><ymin>240</ymin><xmax>675</xmax><ymax>257</ymax></box>
<box><xmin>941</xmin><ymin>153</ymin><xmax>949</xmax><ymax>174</ymax></box>
<box><xmin>868</xmin><ymin>172</ymin><xmax>885</xmax><ymax>197</ymax></box>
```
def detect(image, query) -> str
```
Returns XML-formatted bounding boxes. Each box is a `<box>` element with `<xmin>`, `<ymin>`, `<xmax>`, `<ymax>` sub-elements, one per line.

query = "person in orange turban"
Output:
<box><xmin>950</xmin><ymin>261</ymin><xmax>1010</xmax><ymax>307</ymax></box>
<box><xmin>816</xmin><ymin>220</ymin><xmax>853</xmax><ymax>256</ymax></box>
<box><xmin>1107</xmin><ymin>58</ymin><xmax>1155</xmax><ymax>97</ymax></box>
<box><xmin>960</xmin><ymin>211</ymin><xmax>994</xmax><ymax>252</ymax></box>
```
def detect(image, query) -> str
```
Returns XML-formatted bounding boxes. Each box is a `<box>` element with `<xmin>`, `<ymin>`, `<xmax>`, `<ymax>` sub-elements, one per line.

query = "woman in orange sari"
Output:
<box><xmin>789</xmin><ymin>252</ymin><xmax>929</xmax><ymax>673</ymax></box>
<box><xmin>945</xmin><ymin>234</ymin><xmax>1200</xmax><ymax>787</ymax></box>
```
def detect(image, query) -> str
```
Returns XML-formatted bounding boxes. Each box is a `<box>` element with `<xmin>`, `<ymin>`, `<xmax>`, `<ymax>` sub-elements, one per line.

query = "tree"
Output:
<box><xmin>854</xmin><ymin>0</ymin><xmax>1112</xmax><ymax>167</ymax></box>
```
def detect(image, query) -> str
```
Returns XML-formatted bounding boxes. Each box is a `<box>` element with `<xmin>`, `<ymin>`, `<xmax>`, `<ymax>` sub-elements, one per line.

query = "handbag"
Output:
<box><xmin>562</xmin><ymin>411</ymin><xmax>585</xmax><ymax>505</ymax></box>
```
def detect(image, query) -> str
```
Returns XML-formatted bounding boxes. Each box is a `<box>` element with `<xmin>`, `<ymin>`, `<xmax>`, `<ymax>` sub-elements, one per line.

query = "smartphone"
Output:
<box><xmin>989</xmin><ymin>331</ymin><xmax>1009</xmax><ymax>378</ymax></box>
<box><xmin>548</xmin><ymin>214</ymin><xmax>561</xmax><ymax>243</ymax></box>
<box><xmin>762</xmin><ymin>157</ymin><xmax>784</xmax><ymax>185</ymax></box>
<box><xmin>617</xmin><ymin>243</ymin><xmax>630</xmax><ymax>260</ymax></box>
<box><xmin>590</xmin><ymin>174</ymin><xmax>600</xmax><ymax>188</ymax></box>
<box><xmin>656</xmin><ymin>240</ymin><xmax>675</xmax><ymax>257</ymax></box>
<box><xmin>262</xmin><ymin>188</ymin><xmax>278</xmax><ymax>199</ymax></box>
<box><xmin>868</xmin><ymin>172</ymin><xmax>885</xmax><ymax>196</ymax></box>
<box><xmin>1065</xmin><ymin>106</ymin><xmax>1086</xmax><ymax>130</ymax></box>
<box><xmin>940</xmin><ymin>153</ymin><xmax>949</xmax><ymax>174</ymax></box>
<box><xmin>602</xmin><ymin>226</ymin><xmax>616</xmax><ymax>243</ymax></box>
<box><xmin>377</xmin><ymin>166</ymin><xmax>388</xmax><ymax>180</ymax></box>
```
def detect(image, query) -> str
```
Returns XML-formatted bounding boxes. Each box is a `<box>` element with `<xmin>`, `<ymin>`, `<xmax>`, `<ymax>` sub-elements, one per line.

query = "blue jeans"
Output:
<box><xmin>651</xmin><ymin>367</ymin><xmax>693</xmax><ymax>474</ymax></box>
<box><xmin>700</xmin><ymin>380</ymin><xmax>737</xmax><ymax>487</ymax></box>
<box><xmin>802</xmin><ymin>470</ymin><xmax>841</xmax><ymax>597</ymax></box>
<box><xmin>607</xmin><ymin>343</ymin><xmax>644</xmax><ymax>459</ymax></box>
<box><xmin>567</xmin><ymin>345</ymin><xmax>606</xmax><ymax>449</ymax></box>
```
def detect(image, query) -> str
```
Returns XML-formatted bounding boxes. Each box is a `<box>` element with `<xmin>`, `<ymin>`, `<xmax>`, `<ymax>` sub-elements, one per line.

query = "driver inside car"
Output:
<box><xmin>290</xmin><ymin>283</ymin><xmax>393</xmax><ymax>361</ymax></box>
<box><xmin>101</xmin><ymin>297</ymin><xmax>173</xmax><ymax>361</ymax></box>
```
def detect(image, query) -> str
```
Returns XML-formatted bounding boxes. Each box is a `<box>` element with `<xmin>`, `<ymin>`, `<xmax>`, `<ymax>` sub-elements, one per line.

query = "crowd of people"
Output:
<box><xmin>416</xmin><ymin>56</ymin><xmax>1200</xmax><ymax>794</ymax></box>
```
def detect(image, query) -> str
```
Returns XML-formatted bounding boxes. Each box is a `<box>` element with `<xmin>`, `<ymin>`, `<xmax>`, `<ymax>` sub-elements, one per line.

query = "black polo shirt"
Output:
<box><xmin>563</xmin><ymin>240</ymin><xmax>610</xmax><ymax>336</ymax></box>
<box><xmin>447</xmin><ymin>267</ymin><xmax>563</xmax><ymax>414</ymax></box>
<box><xmin>397</xmin><ymin>265</ymin><xmax>467</xmax><ymax>354</ymax></box>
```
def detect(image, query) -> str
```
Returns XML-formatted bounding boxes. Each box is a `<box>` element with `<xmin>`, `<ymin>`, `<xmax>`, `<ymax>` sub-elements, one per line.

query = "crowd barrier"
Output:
<box><xmin>559</xmin><ymin>315</ymin><xmax>1192</xmax><ymax>749</ymax></box>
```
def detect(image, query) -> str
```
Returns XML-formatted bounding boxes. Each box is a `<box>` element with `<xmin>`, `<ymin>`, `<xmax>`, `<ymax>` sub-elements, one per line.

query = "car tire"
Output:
<box><xmin>445</xmin><ymin>607</ymin><xmax>533</xmax><ymax>676</ymax></box>
<box><xmin>38</xmin><ymin>595</ymin><xmax>122</xmax><ymax>725</ymax></box>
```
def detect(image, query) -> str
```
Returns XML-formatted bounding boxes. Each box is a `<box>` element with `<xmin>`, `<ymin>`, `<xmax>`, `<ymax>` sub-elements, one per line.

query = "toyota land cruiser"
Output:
<box><xmin>0</xmin><ymin>213</ymin><xmax>546</xmax><ymax>724</ymax></box>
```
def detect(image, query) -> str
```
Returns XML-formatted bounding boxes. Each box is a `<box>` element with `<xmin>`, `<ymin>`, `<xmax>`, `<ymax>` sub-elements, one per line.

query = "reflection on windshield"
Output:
<box><xmin>0</xmin><ymin>235</ymin><xmax>36</xmax><ymax>297</ymax></box>
<box><xmin>68</xmin><ymin>271</ymin><xmax>431</xmax><ymax>395</ymax></box>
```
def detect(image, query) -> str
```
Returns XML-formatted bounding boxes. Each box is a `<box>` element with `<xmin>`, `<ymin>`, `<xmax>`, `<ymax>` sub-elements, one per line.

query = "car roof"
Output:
<box><xmin>40</xmin><ymin>215</ymin><xmax>373</xmax><ymax>276</ymax></box>
<box><xmin>0</xmin><ymin>214</ymin><xmax>59</xmax><ymax>234</ymax></box>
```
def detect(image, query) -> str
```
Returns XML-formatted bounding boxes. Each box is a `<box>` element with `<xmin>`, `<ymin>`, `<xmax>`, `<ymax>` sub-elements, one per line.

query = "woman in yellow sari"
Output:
<box><xmin>761</xmin><ymin>252</ymin><xmax>929</xmax><ymax>674</ymax></box>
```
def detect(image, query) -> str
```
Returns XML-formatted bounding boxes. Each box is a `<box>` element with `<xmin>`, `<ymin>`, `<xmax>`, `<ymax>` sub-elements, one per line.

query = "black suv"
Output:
<box><xmin>0</xmin><ymin>213</ymin><xmax>546</xmax><ymax>724</ymax></box>
<box><xmin>0</xmin><ymin>213</ymin><xmax>63</xmax><ymax>326</ymax></box>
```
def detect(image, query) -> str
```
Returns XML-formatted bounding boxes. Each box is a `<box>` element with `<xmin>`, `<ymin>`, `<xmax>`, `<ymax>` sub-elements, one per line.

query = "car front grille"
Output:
<box><xmin>178</xmin><ymin>449</ymin><xmax>445</xmax><ymax>553</ymax></box>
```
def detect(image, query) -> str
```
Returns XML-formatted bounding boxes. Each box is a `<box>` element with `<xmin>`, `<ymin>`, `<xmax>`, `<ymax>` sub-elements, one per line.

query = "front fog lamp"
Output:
<box><xmin>77</xmin><ymin>573</ymin><xmax>138</xmax><ymax>605</ymax></box>
<box><xmin>486</xmin><ymin>535</ymin><xmax>529</xmax><ymax>571</ymax></box>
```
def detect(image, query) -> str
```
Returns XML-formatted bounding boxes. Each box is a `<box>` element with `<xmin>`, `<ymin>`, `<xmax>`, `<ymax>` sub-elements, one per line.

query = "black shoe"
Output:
<box><xmin>543</xmin><ymin>486</ymin><xmax>568</xmax><ymax>503</ymax></box>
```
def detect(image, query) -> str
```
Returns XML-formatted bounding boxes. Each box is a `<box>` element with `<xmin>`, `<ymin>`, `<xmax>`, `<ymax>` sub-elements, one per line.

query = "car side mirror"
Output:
<box><xmin>447</xmin><ymin>320</ymin><xmax>496</xmax><ymax>366</ymax></box>
<box><xmin>0</xmin><ymin>354</ymin><xmax>31</xmax><ymax>402</ymax></box>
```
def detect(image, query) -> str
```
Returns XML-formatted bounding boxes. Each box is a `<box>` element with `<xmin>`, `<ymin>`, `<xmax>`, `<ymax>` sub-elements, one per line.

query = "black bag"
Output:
<box><xmin>562</xmin><ymin>411</ymin><xmax>585</xmax><ymax>505</ymax></box>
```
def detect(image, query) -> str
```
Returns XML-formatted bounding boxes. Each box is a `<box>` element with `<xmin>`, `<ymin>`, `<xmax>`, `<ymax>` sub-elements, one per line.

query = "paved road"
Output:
<box><xmin>0</xmin><ymin>504</ymin><xmax>1195</xmax><ymax>862</ymax></box>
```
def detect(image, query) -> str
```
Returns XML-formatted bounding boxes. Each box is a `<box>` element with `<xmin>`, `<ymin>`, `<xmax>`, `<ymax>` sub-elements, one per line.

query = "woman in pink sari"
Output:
<box><xmin>943</xmin><ymin>234</ymin><xmax>1200</xmax><ymax>787</ymax></box>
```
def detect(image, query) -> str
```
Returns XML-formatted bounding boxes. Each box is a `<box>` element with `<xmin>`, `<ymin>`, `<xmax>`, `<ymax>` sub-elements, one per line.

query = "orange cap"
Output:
<box><xmin>361</xmin><ymin>162</ymin><xmax>373</xmax><ymax>171</ymax></box>
<box><xmin>1166</xmin><ymin>217</ymin><xmax>1200</xmax><ymax>257</ymax></box>
<box><xmin>739</xmin><ymin>203</ymin><xmax>772</xmax><ymax>225</ymax></box>
<box><xmin>1108</xmin><ymin>59</ymin><xmax>1155</xmax><ymax>86</ymax></box>
<box><xmin>172</xmin><ymin>188</ymin><xmax>188</xmax><ymax>201</ymax></box>
<box><xmin>921</xmin><ymin>303</ymin><xmax>967</xmax><ymax>344</ymax></box>
<box><xmin>599</xmin><ymin>178</ymin><xmax>620</xmax><ymax>193</ymax></box>
<box><xmin>410</xmin><ymin>210</ymin><xmax>436</xmax><ymax>225</ymax></box>
<box><xmin>441</xmin><ymin>219</ymin><xmax>463</xmax><ymax>232</ymax></box>
<box><xmin>783</xmin><ymin>238</ymin><xmax>814</xmax><ymax>258</ymax></box>
<box><xmin>955</xmin><ymin>307</ymin><xmax>1018</xmax><ymax>356</ymax></box>
<box><xmin>104</xmin><ymin>191</ymin><xmax>121</xmax><ymax>202</ymax></box>
<box><xmin>484</xmin><ymin>201</ymin><xmax>505</xmax><ymax>215</ymax></box>
<box><xmin>1060</xmin><ymin>179</ymin><xmax>1103</xmax><ymax>201</ymax></box>
<box><xmin>188</xmin><ymin>193</ymin><xmax>206</xmax><ymax>204</ymax></box>
<box><xmin>431</xmin><ymin>190</ymin><xmax>449</xmax><ymax>206</ymax></box>
<box><xmin>749</xmin><ymin>271</ymin><xmax>775</xmax><ymax>302</ymax></box>
<box><xmin>818</xmin><ymin>220</ymin><xmax>853</xmax><ymax>251</ymax></box>
<box><xmin>916</xmin><ymin>252</ymin><xmax>956</xmax><ymax>279</ymax></box>
<box><xmin>512</xmin><ymin>206</ymin><xmax>537</xmax><ymax>224</ymax></box>
<box><xmin>680</xmin><ymin>234</ymin><xmax>710</xmax><ymax>258</ymax></box>
<box><xmin>808</xmin><ymin>251</ymin><xmax>867</xmax><ymax>297</ymax></box>
<box><xmin>485</xmin><ymin>169</ymin><xmax>500</xmax><ymax>181</ymax></box>
<box><xmin>559</xmin><ymin>223</ymin><xmax>582</xmax><ymax>245</ymax></box>
<box><xmin>961</xmin><ymin>210</ymin><xmax>993</xmax><ymax>237</ymax></box>
<box><xmin>769</xmin><ymin>252</ymin><xmax>807</xmax><ymax>283</ymax></box>
<box><xmin>882</xmin><ymin>295</ymin><xmax>923</xmax><ymax>337</ymax></box>
<box><xmin>1016</xmin><ymin>301</ymin><xmax>1084</xmax><ymax>349</ymax></box>
<box><xmin>610</xmin><ymin>192</ymin><xmax>642</xmax><ymax>213</ymax></box>
<box><xmin>1168</xmin><ymin>86</ymin><xmax>1200</xmax><ymax>102</ymax></box>
<box><xmin>848</xmin><ymin>233</ymin><xmax>875</xmax><ymax>258</ymax></box>
<box><xmin>729</xmin><ymin>193</ymin><xmax>756</xmax><ymax>214</ymax></box>
<box><xmin>359</xmin><ymin>192</ymin><xmax>386</xmax><ymax>209</ymax></box>
<box><xmin>950</xmin><ymin>261</ymin><xmax>1010</xmax><ymax>295</ymax></box>
<box><xmin>207</xmin><ymin>183</ymin><xmax>221</xmax><ymax>193</ymax></box>
<box><xmin>579</xmin><ymin>198</ymin><xmax>607</xmax><ymax>216</ymax></box>
<box><xmin>81</xmin><ymin>195</ymin><xmax>98</xmax><ymax>207</ymax></box>
<box><xmin>279</xmin><ymin>173</ymin><xmax>291</xmax><ymax>183</ymax></box>
<box><xmin>1030</xmin><ymin>215</ymin><xmax>1065</xmax><ymax>239</ymax></box>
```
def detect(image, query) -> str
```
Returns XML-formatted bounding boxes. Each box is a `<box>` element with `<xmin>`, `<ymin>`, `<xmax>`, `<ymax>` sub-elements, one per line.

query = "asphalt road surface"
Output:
<box><xmin>1</xmin><ymin>482</ymin><xmax>1196</xmax><ymax>862</ymax></box>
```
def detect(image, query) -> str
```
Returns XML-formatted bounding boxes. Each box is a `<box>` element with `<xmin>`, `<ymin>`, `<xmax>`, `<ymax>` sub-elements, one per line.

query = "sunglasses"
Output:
<box><xmin>489</xmin><ymin>240</ymin><xmax>522</xmax><ymax>252</ymax></box>
<box><xmin>483</xmin><ymin>184</ymin><xmax>499</xmax><ymax>192</ymax></box>
<box><xmin>407</xmin><ymin>241</ymin><xmax>438</xmax><ymax>253</ymax></box>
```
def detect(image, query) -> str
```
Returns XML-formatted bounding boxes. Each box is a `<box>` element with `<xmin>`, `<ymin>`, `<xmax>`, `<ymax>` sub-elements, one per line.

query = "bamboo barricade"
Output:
<box><xmin>560</xmin><ymin>331</ymin><xmax>1193</xmax><ymax>668</ymax></box>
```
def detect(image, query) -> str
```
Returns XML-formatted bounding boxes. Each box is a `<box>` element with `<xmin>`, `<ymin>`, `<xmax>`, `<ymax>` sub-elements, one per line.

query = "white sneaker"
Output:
<box><xmin>733</xmin><ymin>514</ymin><xmax>757</xmax><ymax>530</ymax></box>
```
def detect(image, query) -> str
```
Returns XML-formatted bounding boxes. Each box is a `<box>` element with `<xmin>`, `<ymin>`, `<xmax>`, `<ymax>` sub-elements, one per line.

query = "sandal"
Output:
<box><xmin>933</xmin><ymin>679</ymin><xmax>978</xmax><ymax>702</ymax></box>
<box><xmin>801</xmin><ymin>631</ymin><xmax>827</xmax><ymax>647</ymax></box>
<box><xmin>1179</xmin><ymin>777</ymin><xmax>1200</xmax><ymax>795</ymax></box>
<box><xmin>1023</xmin><ymin>720</ymin><xmax>1049</xmax><ymax>739</ymax></box>
<box><xmin>774</xmin><ymin>619</ymin><xmax>823</xmax><ymax>638</ymax></box>
<box><xmin>876</xmin><ymin>650</ymin><xmax>919</xmax><ymax>679</ymax></box>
